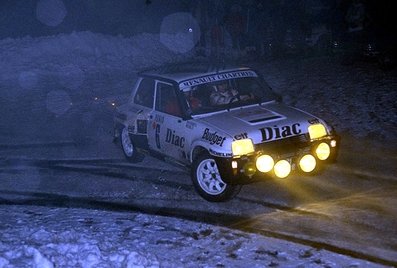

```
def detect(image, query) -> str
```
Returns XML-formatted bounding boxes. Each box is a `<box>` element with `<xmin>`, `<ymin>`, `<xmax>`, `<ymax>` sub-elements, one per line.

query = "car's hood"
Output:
<box><xmin>197</xmin><ymin>102</ymin><xmax>319</xmax><ymax>144</ymax></box>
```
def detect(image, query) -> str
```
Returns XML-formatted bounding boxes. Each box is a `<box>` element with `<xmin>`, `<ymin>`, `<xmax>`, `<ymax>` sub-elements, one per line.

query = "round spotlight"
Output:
<box><xmin>243</xmin><ymin>162</ymin><xmax>256</xmax><ymax>177</ymax></box>
<box><xmin>299</xmin><ymin>154</ymin><xmax>316</xmax><ymax>173</ymax></box>
<box><xmin>316</xmin><ymin>142</ymin><xmax>330</xmax><ymax>160</ymax></box>
<box><xmin>274</xmin><ymin>160</ymin><xmax>291</xmax><ymax>179</ymax></box>
<box><xmin>256</xmin><ymin>155</ymin><xmax>274</xmax><ymax>173</ymax></box>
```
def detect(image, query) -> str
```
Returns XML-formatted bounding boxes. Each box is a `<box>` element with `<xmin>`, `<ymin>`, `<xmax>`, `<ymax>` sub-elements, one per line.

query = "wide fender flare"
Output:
<box><xmin>189</xmin><ymin>140</ymin><xmax>211</xmax><ymax>163</ymax></box>
<box><xmin>189</xmin><ymin>140</ymin><xmax>233</xmax><ymax>163</ymax></box>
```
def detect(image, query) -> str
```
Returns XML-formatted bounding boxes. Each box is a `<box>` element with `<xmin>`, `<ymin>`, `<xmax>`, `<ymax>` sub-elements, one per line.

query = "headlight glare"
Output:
<box><xmin>232</xmin><ymin>139</ymin><xmax>254</xmax><ymax>156</ymax></box>
<box><xmin>274</xmin><ymin>160</ymin><xmax>291</xmax><ymax>178</ymax></box>
<box><xmin>316</xmin><ymin>142</ymin><xmax>330</xmax><ymax>160</ymax></box>
<box><xmin>299</xmin><ymin>154</ymin><xmax>316</xmax><ymax>172</ymax></box>
<box><xmin>256</xmin><ymin>155</ymin><xmax>274</xmax><ymax>173</ymax></box>
<box><xmin>308</xmin><ymin>124</ymin><xmax>327</xmax><ymax>140</ymax></box>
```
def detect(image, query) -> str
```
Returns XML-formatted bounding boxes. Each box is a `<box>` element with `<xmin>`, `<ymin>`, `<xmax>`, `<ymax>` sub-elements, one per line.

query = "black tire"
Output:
<box><xmin>120</xmin><ymin>126</ymin><xmax>143</xmax><ymax>162</ymax></box>
<box><xmin>191</xmin><ymin>152</ymin><xmax>241</xmax><ymax>202</ymax></box>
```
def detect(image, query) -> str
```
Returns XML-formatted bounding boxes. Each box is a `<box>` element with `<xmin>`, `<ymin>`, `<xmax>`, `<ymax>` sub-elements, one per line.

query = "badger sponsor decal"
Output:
<box><xmin>259</xmin><ymin>123</ymin><xmax>301</xmax><ymax>141</ymax></box>
<box><xmin>166</xmin><ymin>128</ymin><xmax>185</xmax><ymax>148</ymax></box>
<box><xmin>180</xmin><ymin>71</ymin><xmax>257</xmax><ymax>90</ymax></box>
<box><xmin>234</xmin><ymin>132</ymin><xmax>248</xmax><ymax>140</ymax></box>
<box><xmin>202</xmin><ymin>128</ymin><xmax>226</xmax><ymax>146</ymax></box>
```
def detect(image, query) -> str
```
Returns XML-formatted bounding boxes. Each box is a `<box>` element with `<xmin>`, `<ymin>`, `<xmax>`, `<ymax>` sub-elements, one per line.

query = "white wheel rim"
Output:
<box><xmin>196</xmin><ymin>158</ymin><xmax>227</xmax><ymax>195</ymax></box>
<box><xmin>121</xmin><ymin>127</ymin><xmax>133</xmax><ymax>157</ymax></box>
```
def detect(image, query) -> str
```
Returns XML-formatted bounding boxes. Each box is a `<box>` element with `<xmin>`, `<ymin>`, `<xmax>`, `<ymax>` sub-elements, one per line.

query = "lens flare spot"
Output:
<box><xmin>160</xmin><ymin>12</ymin><xmax>201</xmax><ymax>53</ymax></box>
<box><xmin>36</xmin><ymin>0</ymin><xmax>67</xmax><ymax>27</ymax></box>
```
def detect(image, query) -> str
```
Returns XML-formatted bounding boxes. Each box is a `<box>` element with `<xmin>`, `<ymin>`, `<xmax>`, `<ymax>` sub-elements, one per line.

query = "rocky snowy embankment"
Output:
<box><xmin>258</xmin><ymin>57</ymin><xmax>397</xmax><ymax>145</ymax></box>
<box><xmin>0</xmin><ymin>205</ymin><xmax>386</xmax><ymax>268</ymax></box>
<box><xmin>0</xmin><ymin>31</ymin><xmax>189</xmax><ymax>78</ymax></box>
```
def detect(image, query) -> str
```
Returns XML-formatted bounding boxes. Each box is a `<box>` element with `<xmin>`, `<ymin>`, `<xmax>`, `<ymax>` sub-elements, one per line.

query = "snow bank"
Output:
<box><xmin>258</xmin><ymin>57</ymin><xmax>397</xmax><ymax>144</ymax></box>
<box><xmin>0</xmin><ymin>205</ymin><xmax>384</xmax><ymax>268</ymax></box>
<box><xmin>0</xmin><ymin>31</ymin><xmax>192</xmax><ymax>81</ymax></box>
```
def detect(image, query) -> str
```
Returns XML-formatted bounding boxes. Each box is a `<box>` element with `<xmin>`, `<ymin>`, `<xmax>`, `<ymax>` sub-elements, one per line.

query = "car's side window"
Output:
<box><xmin>134</xmin><ymin>78</ymin><xmax>155</xmax><ymax>108</ymax></box>
<box><xmin>155</xmin><ymin>82</ymin><xmax>182</xmax><ymax>117</ymax></box>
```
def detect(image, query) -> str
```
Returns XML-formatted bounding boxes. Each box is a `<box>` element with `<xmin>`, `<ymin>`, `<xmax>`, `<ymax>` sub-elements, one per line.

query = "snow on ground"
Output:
<box><xmin>257</xmin><ymin>57</ymin><xmax>397</xmax><ymax>144</ymax></box>
<box><xmin>1</xmin><ymin>31</ymin><xmax>396</xmax><ymax>267</ymax></box>
<box><xmin>0</xmin><ymin>31</ymin><xmax>190</xmax><ymax>90</ymax></box>
<box><xmin>0</xmin><ymin>205</ymin><xmax>385</xmax><ymax>268</ymax></box>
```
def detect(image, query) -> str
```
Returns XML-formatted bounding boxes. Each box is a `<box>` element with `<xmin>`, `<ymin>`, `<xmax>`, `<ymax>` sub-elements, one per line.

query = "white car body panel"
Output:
<box><xmin>114</xmin><ymin>65</ymin><xmax>338</xmax><ymax>169</ymax></box>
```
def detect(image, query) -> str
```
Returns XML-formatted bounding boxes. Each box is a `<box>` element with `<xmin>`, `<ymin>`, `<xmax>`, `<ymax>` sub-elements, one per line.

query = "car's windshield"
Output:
<box><xmin>180</xmin><ymin>72</ymin><xmax>276</xmax><ymax>115</ymax></box>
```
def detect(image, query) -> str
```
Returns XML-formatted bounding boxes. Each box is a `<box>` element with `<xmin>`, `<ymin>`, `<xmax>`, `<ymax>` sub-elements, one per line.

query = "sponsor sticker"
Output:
<box><xmin>165</xmin><ymin>128</ymin><xmax>185</xmax><ymax>148</ymax></box>
<box><xmin>180</xmin><ymin>71</ymin><xmax>257</xmax><ymax>90</ymax></box>
<box><xmin>202</xmin><ymin>128</ymin><xmax>226</xmax><ymax>146</ymax></box>
<box><xmin>209</xmin><ymin>148</ymin><xmax>233</xmax><ymax>157</ymax></box>
<box><xmin>259</xmin><ymin>123</ymin><xmax>301</xmax><ymax>141</ymax></box>
<box><xmin>234</xmin><ymin>132</ymin><xmax>248</xmax><ymax>140</ymax></box>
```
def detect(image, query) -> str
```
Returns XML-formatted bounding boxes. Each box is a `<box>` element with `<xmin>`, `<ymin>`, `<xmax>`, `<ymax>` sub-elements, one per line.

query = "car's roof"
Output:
<box><xmin>139</xmin><ymin>63</ymin><xmax>254</xmax><ymax>84</ymax></box>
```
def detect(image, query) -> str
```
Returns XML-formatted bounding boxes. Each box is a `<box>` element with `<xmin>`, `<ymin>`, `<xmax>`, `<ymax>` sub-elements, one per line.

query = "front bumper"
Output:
<box><xmin>215</xmin><ymin>134</ymin><xmax>340</xmax><ymax>184</ymax></box>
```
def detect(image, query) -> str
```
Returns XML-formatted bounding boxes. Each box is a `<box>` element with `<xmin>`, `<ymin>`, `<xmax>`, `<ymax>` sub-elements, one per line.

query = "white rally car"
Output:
<box><xmin>113</xmin><ymin>65</ymin><xmax>339</xmax><ymax>202</ymax></box>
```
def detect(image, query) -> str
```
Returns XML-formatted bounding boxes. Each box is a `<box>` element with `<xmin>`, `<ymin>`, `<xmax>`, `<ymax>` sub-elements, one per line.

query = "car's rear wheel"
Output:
<box><xmin>191</xmin><ymin>152</ymin><xmax>241</xmax><ymax>202</ymax></box>
<box><xmin>120</xmin><ymin>126</ymin><xmax>142</xmax><ymax>162</ymax></box>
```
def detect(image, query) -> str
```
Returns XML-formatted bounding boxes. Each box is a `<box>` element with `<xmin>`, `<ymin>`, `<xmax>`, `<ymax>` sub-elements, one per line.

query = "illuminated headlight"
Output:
<box><xmin>256</xmin><ymin>155</ymin><xmax>274</xmax><ymax>173</ymax></box>
<box><xmin>299</xmin><ymin>154</ymin><xmax>316</xmax><ymax>173</ymax></box>
<box><xmin>308</xmin><ymin>124</ymin><xmax>327</xmax><ymax>140</ymax></box>
<box><xmin>315</xmin><ymin>142</ymin><xmax>330</xmax><ymax>160</ymax></box>
<box><xmin>274</xmin><ymin>160</ymin><xmax>291</xmax><ymax>178</ymax></box>
<box><xmin>232</xmin><ymin>139</ymin><xmax>254</xmax><ymax>157</ymax></box>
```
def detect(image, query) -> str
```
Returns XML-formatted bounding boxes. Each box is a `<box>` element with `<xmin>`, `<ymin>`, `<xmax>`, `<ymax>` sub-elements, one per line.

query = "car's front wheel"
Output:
<box><xmin>120</xmin><ymin>126</ymin><xmax>142</xmax><ymax>162</ymax></box>
<box><xmin>191</xmin><ymin>152</ymin><xmax>241</xmax><ymax>202</ymax></box>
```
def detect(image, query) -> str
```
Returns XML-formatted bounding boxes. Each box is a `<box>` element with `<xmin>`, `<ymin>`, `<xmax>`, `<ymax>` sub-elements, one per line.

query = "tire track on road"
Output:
<box><xmin>0</xmin><ymin>158</ymin><xmax>337</xmax><ymax>217</ymax></box>
<box><xmin>0</xmin><ymin>190</ymin><xmax>395</xmax><ymax>267</ymax></box>
<box><xmin>1</xmin><ymin>158</ymin><xmax>396</xmax><ymax>266</ymax></box>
